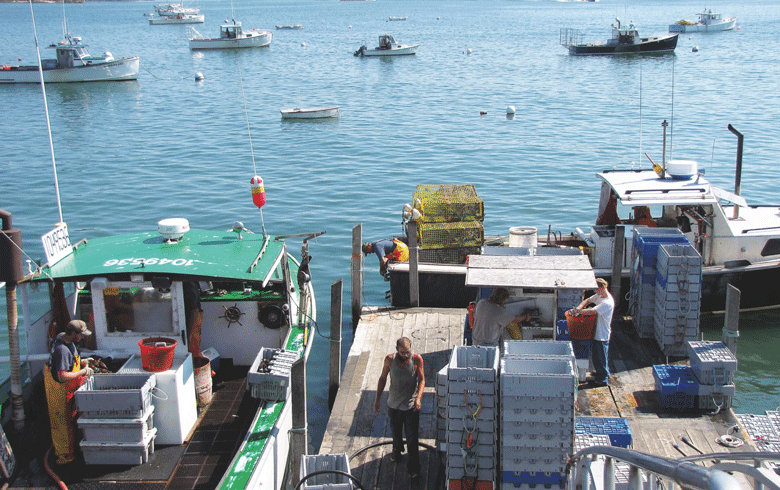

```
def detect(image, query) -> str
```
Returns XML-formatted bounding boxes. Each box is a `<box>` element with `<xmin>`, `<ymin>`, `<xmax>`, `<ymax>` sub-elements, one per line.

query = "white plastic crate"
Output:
<box><xmin>502</xmin><ymin>407</ymin><xmax>574</xmax><ymax>424</ymax></box>
<box><xmin>447</xmin><ymin>405</ymin><xmax>496</xmax><ymax>422</ymax></box>
<box><xmin>574</xmin><ymin>433</ymin><xmax>611</xmax><ymax>452</ymax></box>
<box><xmin>447</xmin><ymin>378</ymin><xmax>497</xmax><ymax>397</ymax></box>
<box><xmin>75</xmin><ymin>373</ymin><xmax>156</xmax><ymax>419</ymax></box>
<box><xmin>697</xmin><ymin>393</ymin><xmax>733</xmax><ymax>411</ymax></box>
<box><xmin>81</xmin><ymin>427</ymin><xmax>156</xmax><ymax>465</ymax></box>
<box><xmin>247</xmin><ymin>347</ymin><xmax>297</xmax><ymax>401</ymax></box>
<box><xmin>686</xmin><ymin>341</ymin><xmax>737</xmax><ymax>385</ymax></box>
<box><xmin>78</xmin><ymin>406</ymin><xmax>154</xmax><ymax>443</ymax></box>
<box><xmin>300</xmin><ymin>453</ymin><xmax>352</xmax><ymax>490</ymax></box>
<box><xmin>447</xmin><ymin>416</ymin><xmax>496</xmax><ymax>435</ymax></box>
<box><xmin>697</xmin><ymin>383</ymin><xmax>736</xmax><ymax>396</ymax></box>
<box><xmin>502</xmin><ymin>419</ymin><xmax>574</xmax><ymax>438</ymax></box>
<box><xmin>501</xmin><ymin>431</ymin><xmax>574</xmax><ymax>449</ymax></box>
<box><xmin>447</xmin><ymin>345</ymin><xmax>499</xmax><ymax>383</ymax></box>
<box><xmin>446</xmin><ymin>465</ymin><xmax>496</xmax><ymax>482</ymax></box>
<box><xmin>503</xmin><ymin>340</ymin><xmax>576</xmax><ymax>372</ymax></box>
<box><xmin>446</xmin><ymin>428</ymin><xmax>496</xmax><ymax>445</ymax></box>
<box><xmin>446</xmin><ymin>442</ymin><xmax>495</xmax><ymax>458</ymax></box>
<box><xmin>436</xmin><ymin>365</ymin><xmax>448</xmax><ymax>397</ymax></box>
<box><xmin>447</xmin><ymin>389</ymin><xmax>497</xmax><ymax>408</ymax></box>
<box><xmin>500</xmin><ymin>358</ymin><xmax>577</xmax><ymax>397</ymax></box>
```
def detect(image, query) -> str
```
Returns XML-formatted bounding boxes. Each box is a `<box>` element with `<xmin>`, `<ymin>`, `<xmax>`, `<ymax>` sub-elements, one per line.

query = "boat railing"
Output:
<box><xmin>560</xmin><ymin>28</ymin><xmax>583</xmax><ymax>47</ymax></box>
<box><xmin>572</xmin><ymin>445</ymin><xmax>780</xmax><ymax>490</ymax></box>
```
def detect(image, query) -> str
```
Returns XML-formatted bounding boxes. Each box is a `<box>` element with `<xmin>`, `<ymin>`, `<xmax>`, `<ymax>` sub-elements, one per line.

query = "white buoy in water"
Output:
<box><xmin>301</xmin><ymin>42</ymin><xmax>306</xmax><ymax>47</ymax></box>
<box><xmin>692</xmin><ymin>46</ymin><xmax>699</xmax><ymax>52</ymax></box>
<box><xmin>466</xmin><ymin>48</ymin><xmax>472</xmax><ymax>55</ymax></box>
<box><xmin>195</xmin><ymin>72</ymin><xmax>204</xmax><ymax>81</ymax></box>
<box><xmin>506</xmin><ymin>105</ymin><xmax>516</xmax><ymax>115</ymax></box>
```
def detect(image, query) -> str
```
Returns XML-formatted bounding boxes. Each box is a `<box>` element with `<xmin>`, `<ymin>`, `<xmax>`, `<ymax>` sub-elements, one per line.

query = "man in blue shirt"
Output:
<box><xmin>362</xmin><ymin>239</ymin><xmax>409</xmax><ymax>276</ymax></box>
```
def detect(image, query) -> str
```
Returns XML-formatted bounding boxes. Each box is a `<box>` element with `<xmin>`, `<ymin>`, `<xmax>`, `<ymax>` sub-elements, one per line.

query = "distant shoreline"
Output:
<box><xmin>1</xmin><ymin>0</ymin><xmax>138</xmax><ymax>3</ymax></box>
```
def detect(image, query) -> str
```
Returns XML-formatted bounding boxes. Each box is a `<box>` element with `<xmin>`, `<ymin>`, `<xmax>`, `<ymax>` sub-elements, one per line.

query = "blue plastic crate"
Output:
<box><xmin>501</xmin><ymin>471</ymin><xmax>566</xmax><ymax>488</ymax></box>
<box><xmin>658</xmin><ymin>391</ymin><xmax>695</xmax><ymax>410</ymax></box>
<box><xmin>556</xmin><ymin>320</ymin><xmax>570</xmax><ymax>341</ymax></box>
<box><xmin>575</xmin><ymin>417</ymin><xmax>632</xmax><ymax>448</ymax></box>
<box><xmin>653</xmin><ymin>365</ymin><xmax>698</xmax><ymax>396</ymax></box>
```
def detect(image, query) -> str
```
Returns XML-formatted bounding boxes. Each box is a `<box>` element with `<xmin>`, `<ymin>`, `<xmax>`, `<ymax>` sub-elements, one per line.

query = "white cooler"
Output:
<box><xmin>118</xmin><ymin>353</ymin><xmax>197</xmax><ymax>445</ymax></box>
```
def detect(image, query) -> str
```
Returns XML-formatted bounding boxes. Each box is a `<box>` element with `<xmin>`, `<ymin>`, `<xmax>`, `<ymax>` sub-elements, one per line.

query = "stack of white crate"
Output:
<box><xmin>686</xmin><ymin>340</ymin><xmax>737</xmax><ymax>410</ymax></box>
<box><xmin>655</xmin><ymin>244</ymin><xmax>703</xmax><ymax>356</ymax></box>
<box><xmin>500</xmin><ymin>355</ymin><xmax>576</xmax><ymax>489</ymax></box>
<box><xmin>444</xmin><ymin>345</ymin><xmax>499</xmax><ymax>487</ymax></box>
<box><xmin>75</xmin><ymin>373</ymin><xmax>158</xmax><ymax>465</ymax></box>
<box><xmin>435</xmin><ymin>365</ymin><xmax>448</xmax><ymax>452</ymax></box>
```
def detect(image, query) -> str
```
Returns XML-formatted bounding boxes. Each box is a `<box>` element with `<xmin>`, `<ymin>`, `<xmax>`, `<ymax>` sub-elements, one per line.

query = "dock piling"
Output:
<box><xmin>329</xmin><ymin>279</ymin><xmax>342</xmax><ymax>410</ymax></box>
<box><xmin>406</xmin><ymin>221</ymin><xmax>419</xmax><ymax>307</ymax></box>
<box><xmin>351</xmin><ymin>224</ymin><xmax>362</xmax><ymax>325</ymax></box>
<box><xmin>723</xmin><ymin>284</ymin><xmax>740</xmax><ymax>355</ymax></box>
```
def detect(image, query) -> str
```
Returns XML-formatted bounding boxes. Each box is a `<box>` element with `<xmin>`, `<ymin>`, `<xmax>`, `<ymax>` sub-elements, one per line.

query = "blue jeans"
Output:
<box><xmin>592</xmin><ymin>340</ymin><xmax>610</xmax><ymax>384</ymax></box>
<box><xmin>388</xmin><ymin>406</ymin><xmax>420</xmax><ymax>474</ymax></box>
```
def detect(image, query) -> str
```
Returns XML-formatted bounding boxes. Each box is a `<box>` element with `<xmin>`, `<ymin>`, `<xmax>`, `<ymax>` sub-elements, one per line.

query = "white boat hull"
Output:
<box><xmin>361</xmin><ymin>44</ymin><xmax>418</xmax><ymax>56</ymax></box>
<box><xmin>280</xmin><ymin>106</ymin><xmax>339</xmax><ymax>119</ymax></box>
<box><xmin>189</xmin><ymin>31</ymin><xmax>272</xmax><ymax>49</ymax></box>
<box><xmin>0</xmin><ymin>57</ymin><xmax>140</xmax><ymax>83</ymax></box>
<box><xmin>150</xmin><ymin>14</ymin><xmax>204</xmax><ymax>24</ymax></box>
<box><xmin>669</xmin><ymin>18</ymin><xmax>737</xmax><ymax>32</ymax></box>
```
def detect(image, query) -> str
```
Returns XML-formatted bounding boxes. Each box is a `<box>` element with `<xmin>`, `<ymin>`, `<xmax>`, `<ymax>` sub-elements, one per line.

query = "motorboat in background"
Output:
<box><xmin>561</xmin><ymin>18</ymin><xmax>678</xmax><ymax>55</ymax></box>
<box><xmin>155</xmin><ymin>2</ymin><xmax>200</xmax><ymax>17</ymax></box>
<box><xmin>669</xmin><ymin>10</ymin><xmax>737</xmax><ymax>33</ymax></box>
<box><xmin>354</xmin><ymin>33</ymin><xmax>418</xmax><ymax>56</ymax></box>
<box><xmin>276</xmin><ymin>24</ymin><xmax>303</xmax><ymax>30</ymax></box>
<box><xmin>149</xmin><ymin>13</ymin><xmax>204</xmax><ymax>24</ymax></box>
<box><xmin>388</xmin><ymin>16</ymin><xmax>407</xmax><ymax>21</ymax></box>
<box><xmin>0</xmin><ymin>33</ymin><xmax>138</xmax><ymax>83</ymax></box>
<box><xmin>280</xmin><ymin>106</ymin><xmax>340</xmax><ymax>119</ymax></box>
<box><xmin>189</xmin><ymin>20</ymin><xmax>272</xmax><ymax>49</ymax></box>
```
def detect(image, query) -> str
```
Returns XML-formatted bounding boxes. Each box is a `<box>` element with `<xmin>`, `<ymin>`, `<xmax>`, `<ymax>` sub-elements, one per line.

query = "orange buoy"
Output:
<box><xmin>250</xmin><ymin>175</ymin><xmax>266</xmax><ymax>208</ymax></box>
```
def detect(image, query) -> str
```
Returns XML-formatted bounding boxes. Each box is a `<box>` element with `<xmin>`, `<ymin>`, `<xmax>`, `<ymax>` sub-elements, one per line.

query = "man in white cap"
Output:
<box><xmin>44</xmin><ymin>319</ymin><xmax>94</xmax><ymax>465</ymax></box>
<box><xmin>575</xmin><ymin>278</ymin><xmax>615</xmax><ymax>387</ymax></box>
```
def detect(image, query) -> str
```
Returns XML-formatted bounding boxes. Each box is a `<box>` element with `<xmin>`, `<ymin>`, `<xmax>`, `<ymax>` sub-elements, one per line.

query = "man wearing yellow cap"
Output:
<box><xmin>44</xmin><ymin>319</ymin><xmax>94</xmax><ymax>464</ymax></box>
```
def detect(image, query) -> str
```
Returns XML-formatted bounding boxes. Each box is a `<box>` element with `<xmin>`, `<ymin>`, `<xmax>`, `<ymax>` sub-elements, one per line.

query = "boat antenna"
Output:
<box><xmin>60</xmin><ymin>0</ymin><xmax>69</xmax><ymax>41</ymax></box>
<box><xmin>30</xmin><ymin>0</ymin><xmax>64</xmax><ymax>224</ymax></box>
<box><xmin>238</xmin><ymin>61</ymin><xmax>266</xmax><ymax>238</ymax></box>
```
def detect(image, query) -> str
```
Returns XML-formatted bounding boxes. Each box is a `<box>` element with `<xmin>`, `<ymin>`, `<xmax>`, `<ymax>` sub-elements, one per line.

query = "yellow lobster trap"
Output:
<box><xmin>412</xmin><ymin>184</ymin><xmax>484</xmax><ymax>223</ymax></box>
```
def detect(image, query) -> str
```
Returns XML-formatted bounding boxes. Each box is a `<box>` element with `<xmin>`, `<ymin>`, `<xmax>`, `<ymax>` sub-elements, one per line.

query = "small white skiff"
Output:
<box><xmin>280</xmin><ymin>106</ymin><xmax>340</xmax><ymax>119</ymax></box>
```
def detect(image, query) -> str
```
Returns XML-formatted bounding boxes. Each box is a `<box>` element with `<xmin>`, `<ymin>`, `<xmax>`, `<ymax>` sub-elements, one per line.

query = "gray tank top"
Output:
<box><xmin>387</xmin><ymin>353</ymin><xmax>418</xmax><ymax>410</ymax></box>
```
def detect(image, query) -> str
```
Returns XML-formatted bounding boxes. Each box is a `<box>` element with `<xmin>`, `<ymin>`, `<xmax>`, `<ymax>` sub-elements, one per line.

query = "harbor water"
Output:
<box><xmin>2</xmin><ymin>0</ymin><xmax>780</xmax><ymax>450</ymax></box>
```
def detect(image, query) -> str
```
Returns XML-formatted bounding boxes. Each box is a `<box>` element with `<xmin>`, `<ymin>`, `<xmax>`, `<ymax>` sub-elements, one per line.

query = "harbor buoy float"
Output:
<box><xmin>692</xmin><ymin>46</ymin><xmax>699</xmax><ymax>52</ymax></box>
<box><xmin>250</xmin><ymin>175</ymin><xmax>266</xmax><ymax>208</ymax></box>
<box><xmin>506</xmin><ymin>105</ymin><xmax>516</xmax><ymax>115</ymax></box>
<box><xmin>195</xmin><ymin>72</ymin><xmax>204</xmax><ymax>81</ymax></box>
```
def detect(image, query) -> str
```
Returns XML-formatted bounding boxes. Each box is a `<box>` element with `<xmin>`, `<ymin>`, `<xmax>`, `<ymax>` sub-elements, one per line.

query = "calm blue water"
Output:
<box><xmin>2</xmin><ymin>0</ymin><xmax>780</xmax><ymax>449</ymax></box>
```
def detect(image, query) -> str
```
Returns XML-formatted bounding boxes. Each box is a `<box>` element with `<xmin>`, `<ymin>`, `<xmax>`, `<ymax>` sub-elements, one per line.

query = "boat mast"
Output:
<box><xmin>30</xmin><ymin>0</ymin><xmax>64</xmax><ymax>224</ymax></box>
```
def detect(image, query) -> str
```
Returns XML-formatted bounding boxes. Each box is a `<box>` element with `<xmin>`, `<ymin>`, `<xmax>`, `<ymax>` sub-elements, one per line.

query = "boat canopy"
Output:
<box><xmin>30</xmin><ymin>229</ymin><xmax>285</xmax><ymax>284</ymax></box>
<box><xmin>597</xmin><ymin>169</ymin><xmax>746</xmax><ymax>207</ymax></box>
<box><xmin>465</xmin><ymin>255</ymin><xmax>597</xmax><ymax>289</ymax></box>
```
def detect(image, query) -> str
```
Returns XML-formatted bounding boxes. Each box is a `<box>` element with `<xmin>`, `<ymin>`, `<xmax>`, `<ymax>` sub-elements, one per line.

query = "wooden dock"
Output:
<box><xmin>318</xmin><ymin>306</ymin><xmax>758</xmax><ymax>489</ymax></box>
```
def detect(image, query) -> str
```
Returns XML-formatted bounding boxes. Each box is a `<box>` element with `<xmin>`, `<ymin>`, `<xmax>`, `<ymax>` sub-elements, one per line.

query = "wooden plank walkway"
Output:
<box><xmin>319</xmin><ymin>307</ymin><xmax>760</xmax><ymax>489</ymax></box>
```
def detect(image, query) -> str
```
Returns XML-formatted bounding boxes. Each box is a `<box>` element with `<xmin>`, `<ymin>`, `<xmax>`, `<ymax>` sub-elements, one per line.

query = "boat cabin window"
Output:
<box><xmin>101</xmin><ymin>283</ymin><xmax>175</xmax><ymax>334</ymax></box>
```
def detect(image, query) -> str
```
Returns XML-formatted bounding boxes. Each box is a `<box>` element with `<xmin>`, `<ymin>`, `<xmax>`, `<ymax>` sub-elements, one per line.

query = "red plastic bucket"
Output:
<box><xmin>138</xmin><ymin>337</ymin><xmax>178</xmax><ymax>372</ymax></box>
<box><xmin>565</xmin><ymin>310</ymin><xmax>597</xmax><ymax>340</ymax></box>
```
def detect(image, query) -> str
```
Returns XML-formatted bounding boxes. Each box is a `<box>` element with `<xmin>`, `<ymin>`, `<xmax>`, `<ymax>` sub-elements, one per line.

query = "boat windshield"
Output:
<box><xmin>100</xmin><ymin>283</ymin><xmax>175</xmax><ymax>334</ymax></box>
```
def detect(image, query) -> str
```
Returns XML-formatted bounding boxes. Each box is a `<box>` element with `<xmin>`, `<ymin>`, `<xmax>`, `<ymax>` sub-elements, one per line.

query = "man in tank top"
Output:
<box><xmin>374</xmin><ymin>337</ymin><xmax>425</xmax><ymax>479</ymax></box>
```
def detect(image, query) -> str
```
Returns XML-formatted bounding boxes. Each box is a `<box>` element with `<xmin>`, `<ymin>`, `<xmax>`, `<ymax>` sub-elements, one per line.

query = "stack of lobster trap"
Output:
<box><xmin>412</xmin><ymin>184</ymin><xmax>484</xmax><ymax>264</ymax></box>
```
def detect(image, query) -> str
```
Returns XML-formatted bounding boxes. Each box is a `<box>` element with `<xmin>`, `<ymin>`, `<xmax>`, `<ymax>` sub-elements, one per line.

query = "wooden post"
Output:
<box><xmin>407</xmin><ymin>221</ymin><xmax>419</xmax><ymax>307</ymax></box>
<box><xmin>723</xmin><ymin>284</ymin><xmax>740</xmax><ymax>356</ymax></box>
<box><xmin>289</xmin><ymin>357</ymin><xmax>307</xmax><ymax>488</ymax></box>
<box><xmin>329</xmin><ymin>279</ymin><xmax>342</xmax><ymax>410</ymax></box>
<box><xmin>351</xmin><ymin>224</ymin><xmax>362</xmax><ymax>326</ymax></box>
<box><xmin>610</xmin><ymin>225</ymin><xmax>625</xmax><ymax>311</ymax></box>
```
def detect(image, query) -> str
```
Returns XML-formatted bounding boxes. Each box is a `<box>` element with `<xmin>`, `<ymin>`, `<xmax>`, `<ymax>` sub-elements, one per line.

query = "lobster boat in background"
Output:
<box><xmin>387</xmin><ymin>126</ymin><xmax>780</xmax><ymax>312</ymax></box>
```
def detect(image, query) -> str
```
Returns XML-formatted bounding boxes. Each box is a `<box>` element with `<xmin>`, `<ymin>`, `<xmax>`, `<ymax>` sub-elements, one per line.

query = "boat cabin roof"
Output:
<box><xmin>380</xmin><ymin>33</ymin><xmax>395</xmax><ymax>43</ymax></box>
<box><xmin>597</xmin><ymin>169</ymin><xmax>746</xmax><ymax>207</ymax></box>
<box><xmin>465</xmin><ymin>254</ymin><xmax>597</xmax><ymax>289</ymax></box>
<box><xmin>31</xmin><ymin>228</ymin><xmax>285</xmax><ymax>285</ymax></box>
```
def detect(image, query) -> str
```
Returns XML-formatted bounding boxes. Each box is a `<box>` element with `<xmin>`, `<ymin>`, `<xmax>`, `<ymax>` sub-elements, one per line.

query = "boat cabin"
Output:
<box><xmin>588</xmin><ymin>165</ymin><xmax>780</xmax><ymax>270</ymax></box>
<box><xmin>22</xmin><ymin>219</ymin><xmax>300</xmax><ymax>378</ymax></box>
<box><xmin>611</xmin><ymin>18</ymin><xmax>638</xmax><ymax>44</ymax></box>
<box><xmin>378</xmin><ymin>33</ymin><xmax>395</xmax><ymax>49</ymax></box>
<box><xmin>221</xmin><ymin>22</ymin><xmax>244</xmax><ymax>39</ymax></box>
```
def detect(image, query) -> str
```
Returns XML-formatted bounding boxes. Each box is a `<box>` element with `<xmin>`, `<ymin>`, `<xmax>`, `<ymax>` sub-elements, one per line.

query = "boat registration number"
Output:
<box><xmin>103</xmin><ymin>258</ymin><xmax>200</xmax><ymax>267</ymax></box>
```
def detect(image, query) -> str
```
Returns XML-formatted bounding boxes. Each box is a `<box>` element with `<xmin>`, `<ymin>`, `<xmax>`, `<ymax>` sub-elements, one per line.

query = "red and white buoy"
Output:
<box><xmin>250</xmin><ymin>175</ymin><xmax>266</xmax><ymax>208</ymax></box>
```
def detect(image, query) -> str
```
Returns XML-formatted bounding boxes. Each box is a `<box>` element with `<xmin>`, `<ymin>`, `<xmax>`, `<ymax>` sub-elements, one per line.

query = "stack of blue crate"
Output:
<box><xmin>686</xmin><ymin>341</ymin><xmax>737</xmax><ymax>410</ymax></box>
<box><xmin>628</xmin><ymin>227</ymin><xmax>689</xmax><ymax>339</ymax></box>
<box><xmin>444</xmin><ymin>345</ymin><xmax>499</xmax><ymax>487</ymax></box>
<box><xmin>654</xmin><ymin>244</ymin><xmax>702</xmax><ymax>356</ymax></box>
<box><xmin>500</xmin><ymin>354</ymin><xmax>576</xmax><ymax>489</ymax></box>
<box><xmin>575</xmin><ymin>417</ymin><xmax>632</xmax><ymax>448</ymax></box>
<box><xmin>652</xmin><ymin>364</ymin><xmax>698</xmax><ymax>410</ymax></box>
